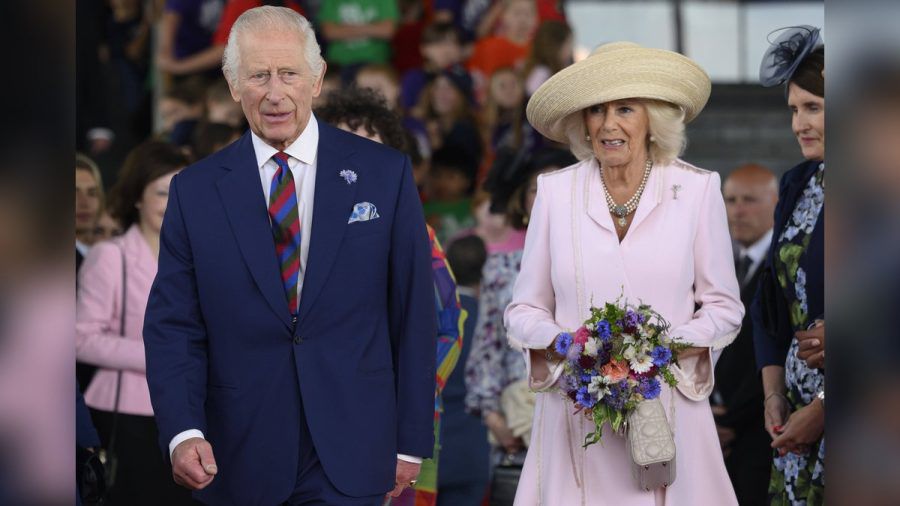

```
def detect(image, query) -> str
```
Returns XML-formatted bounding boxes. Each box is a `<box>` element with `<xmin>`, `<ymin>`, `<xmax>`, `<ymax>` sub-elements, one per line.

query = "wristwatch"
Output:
<box><xmin>816</xmin><ymin>390</ymin><xmax>825</xmax><ymax>408</ymax></box>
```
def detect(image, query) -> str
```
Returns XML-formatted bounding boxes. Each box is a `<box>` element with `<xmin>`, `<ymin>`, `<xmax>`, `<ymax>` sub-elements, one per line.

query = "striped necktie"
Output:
<box><xmin>269</xmin><ymin>152</ymin><xmax>301</xmax><ymax>315</ymax></box>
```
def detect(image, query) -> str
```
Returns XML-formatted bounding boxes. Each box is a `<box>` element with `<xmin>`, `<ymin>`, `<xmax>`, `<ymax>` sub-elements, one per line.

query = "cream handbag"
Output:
<box><xmin>625</xmin><ymin>398</ymin><xmax>677</xmax><ymax>491</ymax></box>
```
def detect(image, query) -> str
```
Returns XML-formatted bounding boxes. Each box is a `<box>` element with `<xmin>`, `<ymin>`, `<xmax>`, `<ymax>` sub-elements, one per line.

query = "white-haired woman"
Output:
<box><xmin>504</xmin><ymin>42</ymin><xmax>744</xmax><ymax>505</ymax></box>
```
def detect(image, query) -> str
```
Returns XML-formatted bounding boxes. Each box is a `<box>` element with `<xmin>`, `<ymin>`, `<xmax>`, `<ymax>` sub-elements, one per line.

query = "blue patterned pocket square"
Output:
<box><xmin>348</xmin><ymin>202</ymin><xmax>380</xmax><ymax>224</ymax></box>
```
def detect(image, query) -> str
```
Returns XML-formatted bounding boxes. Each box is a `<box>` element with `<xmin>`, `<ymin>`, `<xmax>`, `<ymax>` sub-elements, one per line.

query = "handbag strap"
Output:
<box><xmin>107</xmin><ymin>245</ymin><xmax>127</xmax><ymax>453</ymax></box>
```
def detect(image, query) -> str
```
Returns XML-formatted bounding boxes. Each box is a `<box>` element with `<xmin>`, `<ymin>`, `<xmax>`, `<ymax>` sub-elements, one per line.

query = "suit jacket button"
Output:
<box><xmin>293</xmin><ymin>336</ymin><xmax>302</xmax><ymax>345</ymax></box>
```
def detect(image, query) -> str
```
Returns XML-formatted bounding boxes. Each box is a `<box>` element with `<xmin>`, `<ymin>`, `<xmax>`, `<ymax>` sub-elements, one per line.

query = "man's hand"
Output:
<box><xmin>171</xmin><ymin>437</ymin><xmax>218</xmax><ymax>490</ymax></box>
<box><xmin>771</xmin><ymin>398</ymin><xmax>825</xmax><ymax>456</ymax></box>
<box><xmin>796</xmin><ymin>321</ymin><xmax>825</xmax><ymax>369</ymax></box>
<box><xmin>764</xmin><ymin>393</ymin><xmax>790</xmax><ymax>441</ymax></box>
<box><xmin>386</xmin><ymin>459</ymin><xmax>421</xmax><ymax>498</ymax></box>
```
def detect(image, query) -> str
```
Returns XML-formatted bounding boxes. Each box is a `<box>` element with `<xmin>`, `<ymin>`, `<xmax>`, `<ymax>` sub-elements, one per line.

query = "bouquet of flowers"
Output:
<box><xmin>554</xmin><ymin>298</ymin><xmax>689</xmax><ymax>447</ymax></box>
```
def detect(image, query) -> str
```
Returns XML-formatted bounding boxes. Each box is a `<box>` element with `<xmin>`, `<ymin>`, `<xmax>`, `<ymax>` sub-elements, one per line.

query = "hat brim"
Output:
<box><xmin>526</xmin><ymin>44</ymin><xmax>711</xmax><ymax>144</ymax></box>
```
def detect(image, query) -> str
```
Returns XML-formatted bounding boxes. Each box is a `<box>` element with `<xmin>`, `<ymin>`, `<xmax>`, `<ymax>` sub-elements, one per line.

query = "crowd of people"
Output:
<box><xmin>75</xmin><ymin>2</ymin><xmax>824</xmax><ymax>505</ymax></box>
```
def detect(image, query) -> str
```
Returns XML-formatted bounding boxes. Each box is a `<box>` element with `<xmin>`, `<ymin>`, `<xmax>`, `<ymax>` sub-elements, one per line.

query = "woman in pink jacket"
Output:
<box><xmin>76</xmin><ymin>140</ymin><xmax>193</xmax><ymax>505</ymax></box>
<box><xmin>504</xmin><ymin>43</ymin><xmax>744</xmax><ymax>505</ymax></box>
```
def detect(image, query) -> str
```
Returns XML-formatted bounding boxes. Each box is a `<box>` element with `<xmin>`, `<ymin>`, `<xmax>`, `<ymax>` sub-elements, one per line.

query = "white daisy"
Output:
<box><xmin>630</xmin><ymin>354</ymin><xmax>654</xmax><ymax>374</ymax></box>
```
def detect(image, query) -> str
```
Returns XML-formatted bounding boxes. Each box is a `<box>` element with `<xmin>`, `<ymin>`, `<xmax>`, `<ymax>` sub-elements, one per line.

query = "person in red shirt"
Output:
<box><xmin>466</xmin><ymin>0</ymin><xmax>537</xmax><ymax>104</ymax></box>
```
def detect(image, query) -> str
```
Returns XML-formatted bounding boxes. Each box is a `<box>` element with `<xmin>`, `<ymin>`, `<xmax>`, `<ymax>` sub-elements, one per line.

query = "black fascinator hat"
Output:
<box><xmin>759</xmin><ymin>25</ymin><xmax>823</xmax><ymax>88</ymax></box>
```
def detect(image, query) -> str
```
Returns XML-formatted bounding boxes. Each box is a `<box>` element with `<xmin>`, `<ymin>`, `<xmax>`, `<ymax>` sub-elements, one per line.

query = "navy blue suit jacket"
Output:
<box><xmin>143</xmin><ymin>124</ymin><xmax>437</xmax><ymax>505</ymax></box>
<box><xmin>751</xmin><ymin>160</ymin><xmax>824</xmax><ymax>369</ymax></box>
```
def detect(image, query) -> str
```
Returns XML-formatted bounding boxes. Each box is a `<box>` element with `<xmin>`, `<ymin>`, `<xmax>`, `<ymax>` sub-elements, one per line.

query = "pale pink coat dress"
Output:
<box><xmin>504</xmin><ymin>158</ymin><xmax>743</xmax><ymax>506</ymax></box>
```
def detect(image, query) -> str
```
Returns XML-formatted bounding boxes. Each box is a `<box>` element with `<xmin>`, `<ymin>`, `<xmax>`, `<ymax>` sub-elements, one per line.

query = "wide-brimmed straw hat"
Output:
<box><xmin>526</xmin><ymin>42</ymin><xmax>711</xmax><ymax>143</ymax></box>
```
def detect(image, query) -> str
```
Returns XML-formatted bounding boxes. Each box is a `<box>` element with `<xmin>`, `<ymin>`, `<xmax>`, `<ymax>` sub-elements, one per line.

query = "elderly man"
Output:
<box><xmin>143</xmin><ymin>7</ymin><xmax>436</xmax><ymax>505</ymax></box>
<box><xmin>713</xmin><ymin>163</ymin><xmax>778</xmax><ymax>506</ymax></box>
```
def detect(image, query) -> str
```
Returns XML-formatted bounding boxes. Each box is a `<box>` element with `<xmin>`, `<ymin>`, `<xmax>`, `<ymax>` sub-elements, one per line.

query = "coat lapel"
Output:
<box><xmin>585</xmin><ymin>159</ymin><xmax>616</xmax><ymax>233</ymax></box>
<box><xmin>296</xmin><ymin>124</ymin><xmax>359</xmax><ymax>327</ymax></box>
<box><xmin>626</xmin><ymin>164</ymin><xmax>662</xmax><ymax>233</ymax></box>
<box><xmin>216</xmin><ymin>132</ymin><xmax>292</xmax><ymax>329</ymax></box>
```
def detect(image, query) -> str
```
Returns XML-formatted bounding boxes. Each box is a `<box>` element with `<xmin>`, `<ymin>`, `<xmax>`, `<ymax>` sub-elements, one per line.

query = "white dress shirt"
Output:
<box><xmin>169</xmin><ymin>116</ymin><xmax>421</xmax><ymax>465</ymax></box>
<box><xmin>737</xmin><ymin>228</ymin><xmax>773</xmax><ymax>282</ymax></box>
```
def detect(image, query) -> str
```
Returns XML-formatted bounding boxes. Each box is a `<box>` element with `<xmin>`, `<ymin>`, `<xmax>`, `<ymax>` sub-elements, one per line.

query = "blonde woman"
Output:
<box><xmin>505</xmin><ymin>42</ymin><xmax>743</xmax><ymax>505</ymax></box>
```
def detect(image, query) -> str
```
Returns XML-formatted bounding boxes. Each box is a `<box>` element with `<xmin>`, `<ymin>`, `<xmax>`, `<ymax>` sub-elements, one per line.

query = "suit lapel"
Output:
<box><xmin>216</xmin><ymin>132</ymin><xmax>292</xmax><ymax>329</ymax></box>
<box><xmin>296</xmin><ymin>124</ymin><xmax>359</xmax><ymax>327</ymax></box>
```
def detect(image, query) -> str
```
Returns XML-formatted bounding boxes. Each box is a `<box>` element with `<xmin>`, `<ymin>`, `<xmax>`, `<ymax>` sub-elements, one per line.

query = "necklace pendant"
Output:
<box><xmin>617</xmin><ymin>216</ymin><xmax>627</xmax><ymax>227</ymax></box>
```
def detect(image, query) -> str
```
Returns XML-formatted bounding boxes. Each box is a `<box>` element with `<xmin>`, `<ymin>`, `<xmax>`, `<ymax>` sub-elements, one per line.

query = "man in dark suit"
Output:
<box><xmin>715</xmin><ymin>163</ymin><xmax>778</xmax><ymax>505</ymax></box>
<box><xmin>143</xmin><ymin>6</ymin><xmax>436</xmax><ymax>505</ymax></box>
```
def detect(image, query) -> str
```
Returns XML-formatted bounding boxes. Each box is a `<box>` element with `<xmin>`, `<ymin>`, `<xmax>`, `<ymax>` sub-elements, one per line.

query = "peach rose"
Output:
<box><xmin>600</xmin><ymin>358</ymin><xmax>630</xmax><ymax>382</ymax></box>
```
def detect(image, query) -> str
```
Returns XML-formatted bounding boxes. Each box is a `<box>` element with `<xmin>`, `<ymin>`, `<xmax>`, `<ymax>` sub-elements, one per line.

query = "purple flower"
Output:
<box><xmin>625</xmin><ymin>310</ymin><xmax>641</xmax><ymax>328</ymax></box>
<box><xmin>566</xmin><ymin>343</ymin><xmax>583</xmax><ymax>362</ymax></box>
<box><xmin>555</xmin><ymin>332</ymin><xmax>573</xmax><ymax>355</ymax></box>
<box><xmin>638</xmin><ymin>377</ymin><xmax>661</xmax><ymax>400</ymax></box>
<box><xmin>650</xmin><ymin>346</ymin><xmax>672</xmax><ymax>367</ymax></box>
<box><xmin>576</xmin><ymin>386</ymin><xmax>597</xmax><ymax>408</ymax></box>
<box><xmin>605</xmin><ymin>380</ymin><xmax>630</xmax><ymax>410</ymax></box>
<box><xmin>596</xmin><ymin>320</ymin><xmax>612</xmax><ymax>342</ymax></box>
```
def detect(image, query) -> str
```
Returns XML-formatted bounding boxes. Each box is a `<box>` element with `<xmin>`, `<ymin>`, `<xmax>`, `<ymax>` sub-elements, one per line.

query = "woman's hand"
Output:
<box><xmin>796</xmin><ymin>320</ymin><xmax>825</xmax><ymax>369</ymax></box>
<box><xmin>771</xmin><ymin>397</ymin><xmax>824</xmax><ymax>455</ymax></box>
<box><xmin>764</xmin><ymin>392</ymin><xmax>791</xmax><ymax>441</ymax></box>
<box><xmin>484</xmin><ymin>411</ymin><xmax>524</xmax><ymax>454</ymax></box>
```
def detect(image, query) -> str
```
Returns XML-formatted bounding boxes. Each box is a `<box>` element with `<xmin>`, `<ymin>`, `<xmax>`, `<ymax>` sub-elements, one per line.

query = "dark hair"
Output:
<box><xmin>108</xmin><ymin>141</ymin><xmax>190</xmax><ymax>229</ymax></box>
<box><xmin>485</xmin><ymin>147</ymin><xmax>576</xmax><ymax>229</ymax></box>
<box><xmin>205</xmin><ymin>78</ymin><xmax>232</xmax><ymax>104</ymax></box>
<box><xmin>523</xmin><ymin>21</ymin><xmax>572</xmax><ymax>77</ymax></box>
<box><xmin>431</xmin><ymin>147</ymin><xmax>476</xmax><ymax>179</ymax></box>
<box><xmin>163</xmin><ymin>77</ymin><xmax>206</xmax><ymax>106</ymax></box>
<box><xmin>421</xmin><ymin>21</ymin><xmax>460</xmax><ymax>46</ymax></box>
<box><xmin>192</xmin><ymin>122</ymin><xmax>241</xmax><ymax>159</ymax></box>
<box><xmin>316</xmin><ymin>87</ymin><xmax>408</xmax><ymax>152</ymax></box>
<box><xmin>790</xmin><ymin>46</ymin><xmax>824</xmax><ymax>97</ymax></box>
<box><xmin>446</xmin><ymin>235</ymin><xmax>487</xmax><ymax>287</ymax></box>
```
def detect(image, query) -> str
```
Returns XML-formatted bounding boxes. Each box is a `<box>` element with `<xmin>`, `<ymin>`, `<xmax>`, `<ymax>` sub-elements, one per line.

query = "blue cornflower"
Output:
<box><xmin>555</xmin><ymin>332</ymin><xmax>573</xmax><ymax>356</ymax></box>
<box><xmin>650</xmin><ymin>346</ymin><xmax>673</xmax><ymax>367</ymax></box>
<box><xmin>576</xmin><ymin>386</ymin><xmax>597</xmax><ymax>408</ymax></box>
<box><xmin>638</xmin><ymin>377</ymin><xmax>661</xmax><ymax>400</ymax></box>
<box><xmin>596</xmin><ymin>320</ymin><xmax>612</xmax><ymax>342</ymax></box>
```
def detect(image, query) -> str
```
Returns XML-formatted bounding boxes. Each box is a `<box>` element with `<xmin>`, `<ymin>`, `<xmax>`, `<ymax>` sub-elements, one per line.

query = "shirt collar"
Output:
<box><xmin>75</xmin><ymin>239</ymin><xmax>90</xmax><ymax>256</ymax></box>
<box><xmin>250</xmin><ymin>113</ymin><xmax>319</xmax><ymax>168</ymax></box>
<box><xmin>739</xmin><ymin>228</ymin><xmax>774</xmax><ymax>264</ymax></box>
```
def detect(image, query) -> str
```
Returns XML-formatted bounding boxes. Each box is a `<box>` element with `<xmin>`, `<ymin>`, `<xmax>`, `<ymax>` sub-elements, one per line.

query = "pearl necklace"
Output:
<box><xmin>599</xmin><ymin>159</ymin><xmax>653</xmax><ymax>228</ymax></box>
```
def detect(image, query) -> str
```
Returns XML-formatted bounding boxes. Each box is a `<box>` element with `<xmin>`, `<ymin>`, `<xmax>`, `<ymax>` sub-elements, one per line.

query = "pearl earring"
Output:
<box><xmin>585</xmin><ymin>134</ymin><xmax>591</xmax><ymax>141</ymax></box>
<box><xmin>649</xmin><ymin>135</ymin><xmax>656</xmax><ymax>143</ymax></box>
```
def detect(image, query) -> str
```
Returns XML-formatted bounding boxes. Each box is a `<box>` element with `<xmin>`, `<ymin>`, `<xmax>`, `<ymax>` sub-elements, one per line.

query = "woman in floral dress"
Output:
<box><xmin>753</xmin><ymin>26</ymin><xmax>826</xmax><ymax>505</ymax></box>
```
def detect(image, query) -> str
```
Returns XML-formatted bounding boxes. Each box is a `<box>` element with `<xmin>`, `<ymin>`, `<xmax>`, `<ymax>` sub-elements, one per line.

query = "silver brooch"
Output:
<box><xmin>671</xmin><ymin>184</ymin><xmax>682</xmax><ymax>200</ymax></box>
